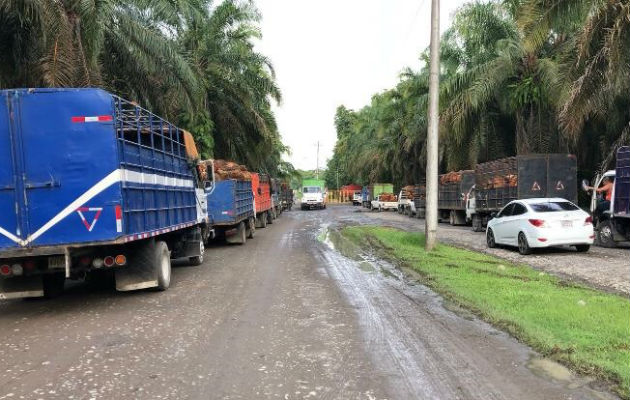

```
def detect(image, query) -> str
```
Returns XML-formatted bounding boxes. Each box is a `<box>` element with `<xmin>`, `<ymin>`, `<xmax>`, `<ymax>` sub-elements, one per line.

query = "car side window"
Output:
<box><xmin>498</xmin><ymin>203</ymin><xmax>514</xmax><ymax>218</ymax></box>
<box><xmin>512</xmin><ymin>203</ymin><xmax>527</xmax><ymax>216</ymax></box>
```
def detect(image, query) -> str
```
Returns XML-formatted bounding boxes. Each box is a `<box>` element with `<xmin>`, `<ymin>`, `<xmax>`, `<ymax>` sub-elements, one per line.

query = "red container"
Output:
<box><xmin>340</xmin><ymin>184</ymin><xmax>362</xmax><ymax>197</ymax></box>
<box><xmin>251</xmin><ymin>173</ymin><xmax>272</xmax><ymax>214</ymax></box>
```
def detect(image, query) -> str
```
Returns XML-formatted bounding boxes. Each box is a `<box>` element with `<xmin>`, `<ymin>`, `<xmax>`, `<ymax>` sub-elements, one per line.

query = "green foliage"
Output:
<box><xmin>0</xmin><ymin>0</ymin><xmax>294</xmax><ymax>176</ymax></box>
<box><xmin>343</xmin><ymin>226</ymin><xmax>630</xmax><ymax>398</ymax></box>
<box><xmin>328</xmin><ymin>0</ymin><xmax>629</xmax><ymax>186</ymax></box>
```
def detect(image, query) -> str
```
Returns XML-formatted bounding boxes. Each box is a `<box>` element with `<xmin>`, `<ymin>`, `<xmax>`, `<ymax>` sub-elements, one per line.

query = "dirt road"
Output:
<box><xmin>0</xmin><ymin>206</ymin><xmax>619</xmax><ymax>399</ymax></box>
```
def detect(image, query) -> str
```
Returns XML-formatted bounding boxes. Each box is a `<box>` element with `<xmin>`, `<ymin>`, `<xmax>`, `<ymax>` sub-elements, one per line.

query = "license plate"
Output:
<box><xmin>48</xmin><ymin>256</ymin><xmax>65</xmax><ymax>269</ymax></box>
<box><xmin>561</xmin><ymin>220</ymin><xmax>573</xmax><ymax>228</ymax></box>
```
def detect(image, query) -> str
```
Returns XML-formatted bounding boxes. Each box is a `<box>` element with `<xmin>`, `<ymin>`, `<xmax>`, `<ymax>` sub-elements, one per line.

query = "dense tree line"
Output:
<box><xmin>0</xmin><ymin>0</ymin><xmax>293</xmax><ymax>176</ymax></box>
<box><xmin>325</xmin><ymin>0</ymin><xmax>630</xmax><ymax>190</ymax></box>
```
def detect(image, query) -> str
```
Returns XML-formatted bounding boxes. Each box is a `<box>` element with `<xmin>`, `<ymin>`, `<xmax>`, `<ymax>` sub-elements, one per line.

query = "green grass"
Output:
<box><xmin>342</xmin><ymin>226</ymin><xmax>630</xmax><ymax>398</ymax></box>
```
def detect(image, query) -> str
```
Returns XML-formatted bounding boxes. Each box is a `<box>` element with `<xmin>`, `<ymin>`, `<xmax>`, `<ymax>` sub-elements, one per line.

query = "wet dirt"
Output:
<box><xmin>0</xmin><ymin>205</ymin><xmax>621</xmax><ymax>400</ymax></box>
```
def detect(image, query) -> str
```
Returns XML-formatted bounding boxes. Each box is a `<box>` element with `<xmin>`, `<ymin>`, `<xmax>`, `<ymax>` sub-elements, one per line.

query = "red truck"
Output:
<box><xmin>252</xmin><ymin>173</ymin><xmax>273</xmax><ymax>228</ymax></box>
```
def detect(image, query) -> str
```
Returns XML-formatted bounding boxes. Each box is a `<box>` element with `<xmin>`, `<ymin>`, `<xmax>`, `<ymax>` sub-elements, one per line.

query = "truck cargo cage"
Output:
<box><xmin>438</xmin><ymin>171</ymin><xmax>475</xmax><ymax>210</ymax></box>
<box><xmin>475</xmin><ymin>154</ymin><xmax>577</xmax><ymax>211</ymax></box>
<box><xmin>114</xmin><ymin>96</ymin><xmax>198</xmax><ymax>235</ymax></box>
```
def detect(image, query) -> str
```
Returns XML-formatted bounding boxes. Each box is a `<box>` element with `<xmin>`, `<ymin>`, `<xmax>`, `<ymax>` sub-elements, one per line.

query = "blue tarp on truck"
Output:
<box><xmin>0</xmin><ymin>88</ymin><xmax>203</xmax><ymax>254</ymax></box>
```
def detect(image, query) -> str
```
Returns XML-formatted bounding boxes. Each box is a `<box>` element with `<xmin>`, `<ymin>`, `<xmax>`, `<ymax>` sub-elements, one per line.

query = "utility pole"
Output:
<box><xmin>316</xmin><ymin>141</ymin><xmax>320</xmax><ymax>179</ymax></box>
<box><xmin>425</xmin><ymin>0</ymin><xmax>440</xmax><ymax>251</ymax></box>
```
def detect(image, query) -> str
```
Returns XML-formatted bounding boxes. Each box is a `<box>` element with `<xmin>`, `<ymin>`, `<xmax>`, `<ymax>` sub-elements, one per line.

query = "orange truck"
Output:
<box><xmin>252</xmin><ymin>173</ymin><xmax>273</xmax><ymax>228</ymax></box>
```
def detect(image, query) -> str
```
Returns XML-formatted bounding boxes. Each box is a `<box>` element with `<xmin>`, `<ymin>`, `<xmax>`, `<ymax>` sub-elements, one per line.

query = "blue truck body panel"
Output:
<box><xmin>614</xmin><ymin>146</ymin><xmax>630</xmax><ymax>216</ymax></box>
<box><xmin>207</xmin><ymin>180</ymin><xmax>254</xmax><ymax>226</ymax></box>
<box><xmin>361</xmin><ymin>186</ymin><xmax>370</xmax><ymax>203</ymax></box>
<box><xmin>0</xmin><ymin>88</ymin><xmax>199</xmax><ymax>253</ymax></box>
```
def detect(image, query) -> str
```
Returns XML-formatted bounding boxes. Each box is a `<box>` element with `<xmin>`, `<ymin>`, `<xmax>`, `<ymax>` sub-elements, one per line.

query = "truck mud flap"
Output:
<box><xmin>115</xmin><ymin>241</ymin><xmax>159</xmax><ymax>291</ymax></box>
<box><xmin>0</xmin><ymin>276</ymin><xmax>44</xmax><ymax>300</ymax></box>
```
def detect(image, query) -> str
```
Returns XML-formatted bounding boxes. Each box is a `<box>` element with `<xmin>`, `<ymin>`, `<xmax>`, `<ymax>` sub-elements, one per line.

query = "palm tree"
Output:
<box><xmin>0</xmin><ymin>0</ymin><xmax>200</xmax><ymax>117</ymax></box>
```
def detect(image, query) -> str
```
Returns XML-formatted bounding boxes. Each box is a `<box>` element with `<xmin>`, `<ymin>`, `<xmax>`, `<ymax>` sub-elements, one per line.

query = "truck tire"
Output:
<box><xmin>472</xmin><ymin>214</ymin><xmax>483</xmax><ymax>232</ymax></box>
<box><xmin>449</xmin><ymin>211</ymin><xmax>455</xmax><ymax>225</ymax></box>
<box><xmin>155</xmin><ymin>241</ymin><xmax>172</xmax><ymax>290</ymax></box>
<box><xmin>188</xmin><ymin>240</ymin><xmax>205</xmax><ymax>266</ymax></box>
<box><xmin>226</xmin><ymin>222</ymin><xmax>247</xmax><ymax>245</ymax></box>
<box><xmin>247</xmin><ymin>217</ymin><xmax>256</xmax><ymax>239</ymax></box>
<box><xmin>596</xmin><ymin>220</ymin><xmax>617</xmax><ymax>248</ymax></box>
<box><xmin>267</xmin><ymin>210</ymin><xmax>274</xmax><ymax>224</ymax></box>
<box><xmin>43</xmin><ymin>273</ymin><xmax>65</xmax><ymax>298</ymax></box>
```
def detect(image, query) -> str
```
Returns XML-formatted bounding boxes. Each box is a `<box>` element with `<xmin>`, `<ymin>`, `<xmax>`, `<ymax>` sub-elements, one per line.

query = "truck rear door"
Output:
<box><xmin>3</xmin><ymin>89</ymin><xmax>120</xmax><ymax>249</ymax></box>
<box><xmin>0</xmin><ymin>93</ymin><xmax>21</xmax><ymax>250</ymax></box>
<box><xmin>547</xmin><ymin>154</ymin><xmax>577</xmax><ymax>202</ymax></box>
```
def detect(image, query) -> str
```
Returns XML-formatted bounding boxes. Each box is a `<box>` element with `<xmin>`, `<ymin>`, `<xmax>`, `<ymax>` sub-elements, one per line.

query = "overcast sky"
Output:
<box><xmin>254</xmin><ymin>0</ymin><xmax>465</xmax><ymax>171</ymax></box>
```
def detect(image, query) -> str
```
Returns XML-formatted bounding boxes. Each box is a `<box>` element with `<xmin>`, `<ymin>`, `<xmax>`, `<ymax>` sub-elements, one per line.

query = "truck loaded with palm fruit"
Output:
<box><xmin>364</xmin><ymin>183</ymin><xmax>394</xmax><ymax>209</ymax></box>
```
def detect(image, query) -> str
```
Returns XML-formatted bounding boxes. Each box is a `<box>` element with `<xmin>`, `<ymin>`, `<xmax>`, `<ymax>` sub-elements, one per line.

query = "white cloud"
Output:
<box><xmin>255</xmin><ymin>0</ymin><xmax>465</xmax><ymax>170</ymax></box>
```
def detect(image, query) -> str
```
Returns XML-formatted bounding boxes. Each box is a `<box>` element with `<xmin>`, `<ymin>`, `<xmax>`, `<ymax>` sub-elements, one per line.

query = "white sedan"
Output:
<box><xmin>486</xmin><ymin>198</ymin><xmax>594</xmax><ymax>255</ymax></box>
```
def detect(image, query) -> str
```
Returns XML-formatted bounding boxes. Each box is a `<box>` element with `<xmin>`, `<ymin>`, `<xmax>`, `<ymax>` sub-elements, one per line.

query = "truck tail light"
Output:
<box><xmin>103</xmin><ymin>256</ymin><xmax>115</xmax><ymax>267</ymax></box>
<box><xmin>80</xmin><ymin>257</ymin><xmax>92</xmax><ymax>267</ymax></box>
<box><xmin>584</xmin><ymin>216</ymin><xmax>593</xmax><ymax>225</ymax></box>
<box><xmin>115</xmin><ymin>255</ymin><xmax>127</xmax><ymax>266</ymax></box>
<box><xmin>1</xmin><ymin>264</ymin><xmax>12</xmax><ymax>276</ymax></box>
<box><xmin>92</xmin><ymin>258</ymin><xmax>104</xmax><ymax>269</ymax></box>
<box><xmin>528</xmin><ymin>219</ymin><xmax>547</xmax><ymax>228</ymax></box>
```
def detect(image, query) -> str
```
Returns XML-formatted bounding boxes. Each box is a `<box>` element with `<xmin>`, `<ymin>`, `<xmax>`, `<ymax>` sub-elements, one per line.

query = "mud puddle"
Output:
<box><xmin>315</xmin><ymin>223</ymin><xmax>619</xmax><ymax>400</ymax></box>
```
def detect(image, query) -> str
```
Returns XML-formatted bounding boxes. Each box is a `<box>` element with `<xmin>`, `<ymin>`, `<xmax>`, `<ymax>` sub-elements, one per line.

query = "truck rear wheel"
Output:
<box><xmin>155</xmin><ymin>241</ymin><xmax>171</xmax><ymax>290</ymax></box>
<box><xmin>226</xmin><ymin>222</ymin><xmax>247</xmax><ymax>245</ymax></box>
<box><xmin>472</xmin><ymin>214</ymin><xmax>483</xmax><ymax>232</ymax></box>
<box><xmin>247</xmin><ymin>217</ymin><xmax>256</xmax><ymax>239</ymax></box>
<box><xmin>43</xmin><ymin>273</ymin><xmax>65</xmax><ymax>298</ymax></box>
<box><xmin>267</xmin><ymin>210</ymin><xmax>274</xmax><ymax>224</ymax></box>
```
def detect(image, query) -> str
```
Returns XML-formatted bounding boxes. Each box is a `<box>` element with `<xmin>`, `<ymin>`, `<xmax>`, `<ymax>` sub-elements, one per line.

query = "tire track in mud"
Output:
<box><xmin>312</xmin><ymin>220</ymin><xmax>616</xmax><ymax>400</ymax></box>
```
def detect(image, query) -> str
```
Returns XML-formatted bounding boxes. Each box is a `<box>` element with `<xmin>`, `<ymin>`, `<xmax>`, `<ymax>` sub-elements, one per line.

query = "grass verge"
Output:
<box><xmin>341</xmin><ymin>226</ymin><xmax>630</xmax><ymax>398</ymax></box>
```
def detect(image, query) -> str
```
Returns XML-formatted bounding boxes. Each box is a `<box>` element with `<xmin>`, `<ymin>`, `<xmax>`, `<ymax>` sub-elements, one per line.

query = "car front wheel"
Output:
<box><xmin>486</xmin><ymin>228</ymin><xmax>496</xmax><ymax>248</ymax></box>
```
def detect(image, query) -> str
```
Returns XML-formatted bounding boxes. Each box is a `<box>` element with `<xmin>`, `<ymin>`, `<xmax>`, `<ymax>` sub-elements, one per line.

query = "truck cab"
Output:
<box><xmin>397</xmin><ymin>190</ymin><xmax>413</xmax><ymax>215</ymax></box>
<box><xmin>301</xmin><ymin>185</ymin><xmax>326</xmax><ymax>210</ymax></box>
<box><xmin>588</xmin><ymin>166</ymin><xmax>630</xmax><ymax>247</ymax></box>
<box><xmin>352</xmin><ymin>191</ymin><xmax>362</xmax><ymax>206</ymax></box>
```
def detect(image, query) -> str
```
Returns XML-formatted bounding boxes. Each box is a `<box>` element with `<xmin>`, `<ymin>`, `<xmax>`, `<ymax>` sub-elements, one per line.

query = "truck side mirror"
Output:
<box><xmin>490</xmin><ymin>212</ymin><xmax>498</xmax><ymax>219</ymax></box>
<box><xmin>204</xmin><ymin>181</ymin><xmax>213</xmax><ymax>191</ymax></box>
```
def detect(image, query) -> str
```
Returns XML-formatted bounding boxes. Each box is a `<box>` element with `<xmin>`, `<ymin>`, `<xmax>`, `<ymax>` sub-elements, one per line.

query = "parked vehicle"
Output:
<box><xmin>397</xmin><ymin>186</ymin><xmax>414</xmax><ymax>215</ymax></box>
<box><xmin>0</xmin><ymin>88</ymin><xmax>209</xmax><ymax>299</ymax></box>
<box><xmin>371</xmin><ymin>194</ymin><xmax>398</xmax><ymax>211</ymax></box>
<box><xmin>352</xmin><ymin>191</ymin><xmax>363</xmax><ymax>206</ymax></box>
<box><xmin>252</xmin><ymin>173</ymin><xmax>274</xmax><ymax>226</ymax></box>
<box><xmin>439</xmin><ymin>170</ymin><xmax>476</xmax><ymax>225</ymax></box>
<box><xmin>280</xmin><ymin>182</ymin><xmax>294</xmax><ymax>211</ymax></box>
<box><xmin>270</xmin><ymin>178</ymin><xmax>283</xmax><ymax>218</ymax></box>
<box><xmin>412</xmin><ymin>184</ymin><xmax>426</xmax><ymax>219</ymax></box>
<box><xmin>365</xmin><ymin>183</ymin><xmax>394</xmax><ymax>209</ymax></box>
<box><xmin>205</xmin><ymin>169</ymin><xmax>255</xmax><ymax>245</ymax></box>
<box><xmin>301</xmin><ymin>179</ymin><xmax>326</xmax><ymax>210</ymax></box>
<box><xmin>486</xmin><ymin>198</ymin><xmax>594</xmax><ymax>255</ymax></box>
<box><xmin>341</xmin><ymin>184</ymin><xmax>362</xmax><ymax>203</ymax></box>
<box><xmin>584</xmin><ymin>146</ymin><xmax>630</xmax><ymax>247</ymax></box>
<box><xmin>361</xmin><ymin>186</ymin><xmax>371</xmax><ymax>208</ymax></box>
<box><xmin>469</xmin><ymin>154</ymin><xmax>577</xmax><ymax>232</ymax></box>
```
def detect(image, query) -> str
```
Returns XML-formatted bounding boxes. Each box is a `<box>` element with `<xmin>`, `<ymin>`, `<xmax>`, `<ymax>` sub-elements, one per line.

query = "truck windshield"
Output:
<box><xmin>303</xmin><ymin>187</ymin><xmax>321</xmax><ymax>193</ymax></box>
<box><xmin>530</xmin><ymin>202</ymin><xmax>579</xmax><ymax>212</ymax></box>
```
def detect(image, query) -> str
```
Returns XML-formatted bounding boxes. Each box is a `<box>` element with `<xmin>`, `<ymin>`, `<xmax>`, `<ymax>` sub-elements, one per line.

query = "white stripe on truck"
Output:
<box><xmin>2</xmin><ymin>169</ymin><xmax>196</xmax><ymax>247</ymax></box>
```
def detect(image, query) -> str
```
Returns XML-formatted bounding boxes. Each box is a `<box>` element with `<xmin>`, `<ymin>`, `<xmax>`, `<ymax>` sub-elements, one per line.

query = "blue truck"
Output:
<box><xmin>0</xmin><ymin>88</ymin><xmax>212</xmax><ymax>299</ymax></box>
<box><xmin>205</xmin><ymin>171</ymin><xmax>255</xmax><ymax>245</ymax></box>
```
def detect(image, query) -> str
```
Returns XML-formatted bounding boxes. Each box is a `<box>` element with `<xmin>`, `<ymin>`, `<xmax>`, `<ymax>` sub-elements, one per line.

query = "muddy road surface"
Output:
<box><xmin>0</xmin><ymin>206</ymin><xmax>619</xmax><ymax>399</ymax></box>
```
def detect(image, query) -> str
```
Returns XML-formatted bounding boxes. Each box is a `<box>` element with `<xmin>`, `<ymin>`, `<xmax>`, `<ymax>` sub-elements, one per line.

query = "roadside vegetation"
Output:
<box><xmin>325</xmin><ymin>0</ymin><xmax>630</xmax><ymax>189</ymax></box>
<box><xmin>341</xmin><ymin>226</ymin><xmax>630</xmax><ymax>398</ymax></box>
<box><xmin>0</xmin><ymin>0</ymin><xmax>293</xmax><ymax>176</ymax></box>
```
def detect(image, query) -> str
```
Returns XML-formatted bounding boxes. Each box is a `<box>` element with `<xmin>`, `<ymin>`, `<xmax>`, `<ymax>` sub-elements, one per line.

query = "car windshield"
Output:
<box><xmin>303</xmin><ymin>186</ymin><xmax>321</xmax><ymax>193</ymax></box>
<box><xmin>529</xmin><ymin>201</ymin><xmax>579</xmax><ymax>212</ymax></box>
